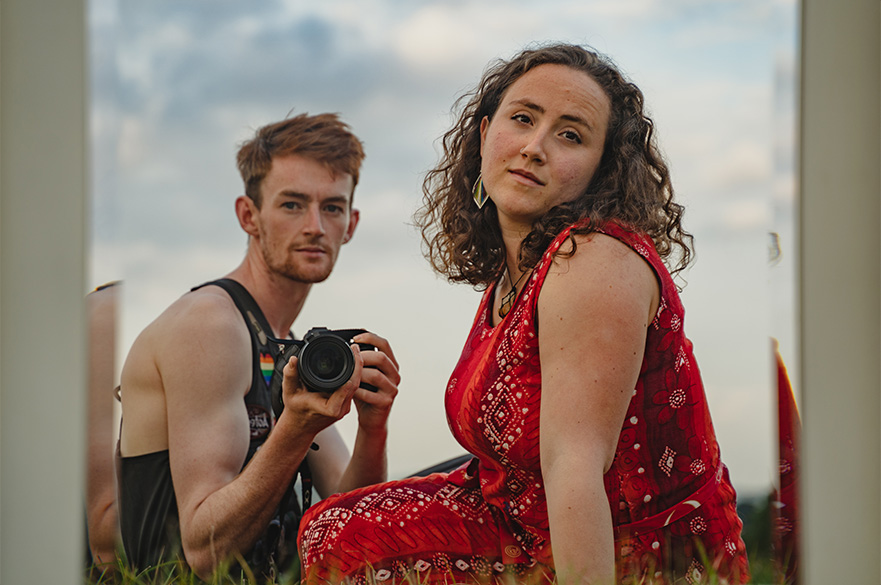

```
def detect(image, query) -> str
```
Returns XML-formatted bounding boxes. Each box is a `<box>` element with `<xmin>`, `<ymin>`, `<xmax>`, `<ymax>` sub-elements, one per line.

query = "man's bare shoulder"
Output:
<box><xmin>148</xmin><ymin>285</ymin><xmax>245</xmax><ymax>344</ymax></box>
<box><xmin>120</xmin><ymin>284</ymin><xmax>253</xmax><ymax>455</ymax></box>
<box><xmin>123</xmin><ymin>284</ymin><xmax>251</xmax><ymax>386</ymax></box>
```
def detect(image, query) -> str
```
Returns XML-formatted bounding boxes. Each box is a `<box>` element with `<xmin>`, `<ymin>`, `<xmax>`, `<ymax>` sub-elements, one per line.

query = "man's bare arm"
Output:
<box><xmin>156</xmin><ymin>292</ymin><xmax>361</xmax><ymax>578</ymax></box>
<box><xmin>86</xmin><ymin>284</ymin><xmax>120</xmax><ymax>565</ymax></box>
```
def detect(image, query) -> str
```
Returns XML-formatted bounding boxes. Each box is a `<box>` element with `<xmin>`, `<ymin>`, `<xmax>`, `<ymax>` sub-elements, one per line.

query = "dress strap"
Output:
<box><xmin>614</xmin><ymin>465</ymin><xmax>725</xmax><ymax>540</ymax></box>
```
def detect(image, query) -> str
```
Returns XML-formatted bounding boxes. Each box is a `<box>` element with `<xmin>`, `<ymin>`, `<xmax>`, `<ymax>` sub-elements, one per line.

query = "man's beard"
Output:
<box><xmin>261</xmin><ymin>240</ymin><xmax>334</xmax><ymax>284</ymax></box>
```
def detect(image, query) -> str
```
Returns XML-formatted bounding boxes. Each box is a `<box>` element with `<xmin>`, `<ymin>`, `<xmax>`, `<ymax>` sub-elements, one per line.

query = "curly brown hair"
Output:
<box><xmin>415</xmin><ymin>43</ymin><xmax>693</xmax><ymax>288</ymax></box>
<box><xmin>236</xmin><ymin>112</ymin><xmax>365</xmax><ymax>207</ymax></box>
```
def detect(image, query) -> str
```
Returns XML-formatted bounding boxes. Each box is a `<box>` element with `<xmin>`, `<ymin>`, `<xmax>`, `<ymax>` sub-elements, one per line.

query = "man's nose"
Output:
<box><xmin>302</xmin><ymin>205</ymin><xmax>326</xmax><ymax>235</ymax></box>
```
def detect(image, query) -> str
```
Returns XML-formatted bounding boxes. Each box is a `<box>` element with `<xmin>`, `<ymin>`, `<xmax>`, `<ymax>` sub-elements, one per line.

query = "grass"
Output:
<box><xmin>86</xmin><ymin>555</ymin><xmax>299</xmax><ymax>585</ymax></box>
<box><xmin>87</xmin><ymin>555</ymin><xmax>779</xmax><ymax>585</ymax></box>
<box><xmin>86</xmin><ymin>494</ymin><xmax>782</xmax><ymax>584</ymax></box>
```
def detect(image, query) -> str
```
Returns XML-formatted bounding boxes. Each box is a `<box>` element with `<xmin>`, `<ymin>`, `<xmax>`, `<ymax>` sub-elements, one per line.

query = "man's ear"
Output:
<box><xmin>343</xmin><ymin>208</ymin><xmax>360</xmax><ymax>244</ymax></box>
<box><xmin>235</xmin><ymin>196</ymin><xmax>260</xmax><ymax>238</ymax></box>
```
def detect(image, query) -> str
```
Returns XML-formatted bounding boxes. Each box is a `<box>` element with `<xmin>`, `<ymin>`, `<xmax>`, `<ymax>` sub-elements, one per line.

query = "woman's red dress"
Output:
<box><xmin>299</xmin><ymin>223</ymin><xmax>750</xmax><ymax>584</ymax></box>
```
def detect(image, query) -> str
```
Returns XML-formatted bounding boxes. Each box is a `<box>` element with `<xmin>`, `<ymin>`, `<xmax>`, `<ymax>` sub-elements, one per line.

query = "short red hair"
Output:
<box><xmin>236</xmin><ymin>112</ymin><xmax>365</xmax><ymax>207</ymax></box>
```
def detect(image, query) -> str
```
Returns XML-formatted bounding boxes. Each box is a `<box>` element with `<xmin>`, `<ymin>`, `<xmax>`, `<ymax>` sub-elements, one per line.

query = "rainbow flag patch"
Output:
<box><xmin>260</xmin><ymin>353</ymin><xmax>274</xmax><ymax>385</ymax></box>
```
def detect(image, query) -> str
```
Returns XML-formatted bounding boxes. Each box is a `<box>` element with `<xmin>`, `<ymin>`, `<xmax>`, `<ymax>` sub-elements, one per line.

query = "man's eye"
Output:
<box><xmin>324</xmin><ymin>205</ymin><xmax>344</xmax><ymax>214</ymax></box>
<box><xmin>282</xmin><ymin>201</ymin><xmax>301</xmax><ymax>210</ymax></box>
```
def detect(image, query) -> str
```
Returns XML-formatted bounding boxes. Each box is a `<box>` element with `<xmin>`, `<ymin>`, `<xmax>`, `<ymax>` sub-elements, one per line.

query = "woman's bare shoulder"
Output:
<box><xmin>550</xmin><ymin>231</ymin><xmax>649</xmax><ymax>276</ymax></box>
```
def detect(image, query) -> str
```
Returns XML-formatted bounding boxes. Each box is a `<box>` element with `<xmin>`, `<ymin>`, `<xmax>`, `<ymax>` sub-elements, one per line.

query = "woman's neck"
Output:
<box><xmin>499</xmin><ymin>219</ymin><xmax>531</xmax><ymax>280</ymax></box>
<box><xmin>495</xmin><ymin>226</ymin><xmax>534</xmax><ymax>321</ymax></box>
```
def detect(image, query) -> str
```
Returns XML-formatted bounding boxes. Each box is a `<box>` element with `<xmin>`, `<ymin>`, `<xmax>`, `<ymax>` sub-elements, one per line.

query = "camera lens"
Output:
<box><xmin>312</xmin><ymin>346</ymin><xmax>345</xmax><ymax>378</ymax></box>
<box><xmin>298</xmin><ymin>333</ymin><xmax>354</xmax><ymax>392</ymax></box>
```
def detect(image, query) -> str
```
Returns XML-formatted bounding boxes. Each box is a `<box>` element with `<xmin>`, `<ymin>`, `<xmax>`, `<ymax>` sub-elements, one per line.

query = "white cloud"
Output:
<box><xmin>721</xmin><ymin>198</ymin><xmax>772</xmax><ymax>231</ymax></box>
<box><xmin>712</xmin><ymin>141</ymin><xmax>774</xmax><ymax>191</ymax></box>
<box><xmin>393</xmin><ymin>5</ymin><xmax>484</xmax><ymax>70</ymax></box>
<box><xmin>117</xmin><ymin>116</ymin><xmax>148</xmax><ymax>167</ymax></box>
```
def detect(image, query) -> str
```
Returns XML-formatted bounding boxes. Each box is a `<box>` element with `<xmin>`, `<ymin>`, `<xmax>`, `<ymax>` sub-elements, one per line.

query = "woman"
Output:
<box><xmin>298</xmin><ymin>43</ymin><xmax>750</xmax><ymax>585</ymax></box>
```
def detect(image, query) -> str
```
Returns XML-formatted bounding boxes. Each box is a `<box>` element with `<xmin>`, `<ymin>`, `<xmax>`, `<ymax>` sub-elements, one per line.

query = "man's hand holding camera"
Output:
<box><xmin>273</xmin><ymin>329</ymin><xmax>400</xmax><ymax>492</ymax></box>
<box><xmin>274</xmin><ymin>328</ymin><xmax>400</xmax><ymax>433</ymax></box>
<box><xmin>277</xmin><ymin>344</ymin><xmax>363</xmax><ymax>437</ymax></box>
<box><xmin>276</xmin><ymin>329</ymin><xmax>400</xmax><ymax>495</ymax></box>
<box><xmin>349</xmin><ymin>332</ymin><xmax>400</xmax><ymax>432</ymax></box>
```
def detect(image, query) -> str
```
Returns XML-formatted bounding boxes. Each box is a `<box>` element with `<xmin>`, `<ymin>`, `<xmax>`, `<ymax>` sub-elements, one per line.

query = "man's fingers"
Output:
<box><xmin>360</xmin><ymin>351</ymin><xmax>401</xmax><ymax>387</ymax></box>
<box><xmin>282</xmin><ymin>355</ymin><xmax>300</xmax><ymax>392</ymax></box>
<box><xmin>313</xmin><ymin>344</ymin><xmax>361</xmax><ymax>417</ymax></box>
<box><xmin>353</xmin><ymin>332</ymin><xmax>399</xmax><ymax>370</ymax></box>
<box><xmin>355</xmin><ymin>332</ymin><xmax>401</xmax><ymax>389</ymax></box>
<box><xmin>279</xmin><ymin>343</ymin><xmax>374</xmax><ymax>426</ymax></box>
<box><xmin>350</xmin><ymin>344</ymin><xmax>363</xmax><ymax>379</ymax></box>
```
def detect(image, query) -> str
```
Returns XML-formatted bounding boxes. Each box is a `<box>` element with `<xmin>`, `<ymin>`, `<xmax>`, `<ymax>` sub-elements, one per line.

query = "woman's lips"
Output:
<box><xmin>509</xmin><ymin>168</ymin><xmax>545</xmax><ymax>186</ymax></box>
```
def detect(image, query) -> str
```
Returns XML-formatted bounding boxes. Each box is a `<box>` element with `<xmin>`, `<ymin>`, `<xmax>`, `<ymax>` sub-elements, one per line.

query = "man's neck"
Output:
<box><xmin>224</xmin><ymin>262</ymin><xmax>311</xmax><ymax>339</ymax></box>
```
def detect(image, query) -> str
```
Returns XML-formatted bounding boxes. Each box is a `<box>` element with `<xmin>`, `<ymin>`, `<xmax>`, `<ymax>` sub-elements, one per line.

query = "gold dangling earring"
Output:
<box><xmin>472</xmin><ymin>174</ymin><xmax>488</xmax><ymax>209</ymax></box>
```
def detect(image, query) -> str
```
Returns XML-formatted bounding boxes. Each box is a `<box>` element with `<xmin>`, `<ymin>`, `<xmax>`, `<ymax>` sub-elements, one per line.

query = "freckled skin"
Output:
<box><xmin>478</xmin><ymin>64</ymin><xmax>611</xmax><ymax>236</ymax></box>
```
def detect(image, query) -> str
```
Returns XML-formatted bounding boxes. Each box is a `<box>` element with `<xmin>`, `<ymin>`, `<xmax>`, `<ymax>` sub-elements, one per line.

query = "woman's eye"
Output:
<box><xmin>512</xmin><ymin>113</ymin><xmax>532</xmax><ymax>124</ymax></box>
<box><xmin>561</xmin><ymin>130</ymin><xmax>582</xmax><ymax>144</ymax></box>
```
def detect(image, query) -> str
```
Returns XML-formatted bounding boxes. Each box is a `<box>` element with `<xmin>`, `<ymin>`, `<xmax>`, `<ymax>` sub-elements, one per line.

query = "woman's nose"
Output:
<box><xmin>519</xmin><ymin>130</ymin><xmax>547</xmax><ymax>163</ymax></box>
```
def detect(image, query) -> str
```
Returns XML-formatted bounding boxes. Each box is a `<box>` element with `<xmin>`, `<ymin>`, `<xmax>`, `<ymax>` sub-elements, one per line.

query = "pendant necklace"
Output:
<box><xmin>498</xmin><ymin>267</ymin><xmax>531</xmax><ymax>319</ymax></box>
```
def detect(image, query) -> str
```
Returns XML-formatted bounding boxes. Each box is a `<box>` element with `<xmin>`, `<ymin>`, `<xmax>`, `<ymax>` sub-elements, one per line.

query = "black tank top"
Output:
<box><xmin>118</xmin><ymin>279</ymin><xmax>299</xmax><ymax>573</ymax></box>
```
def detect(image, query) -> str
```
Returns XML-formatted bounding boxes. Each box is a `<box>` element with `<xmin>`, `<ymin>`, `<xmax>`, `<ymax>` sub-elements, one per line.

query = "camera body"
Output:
<box><xmin>269</xmin><ymin>328</ymin><xmax>376</xmax><ymax>416</ymax></box>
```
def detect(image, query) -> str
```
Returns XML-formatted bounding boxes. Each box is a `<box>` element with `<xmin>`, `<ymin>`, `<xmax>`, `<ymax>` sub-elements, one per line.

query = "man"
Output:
<box><xmin>85</xmin><ymin>281</ymin><xmax>121</xmax><ymax>569</ymax></box>
<box><xmin>117</xmin><ymin>113</ymin><xmax>400</xmax><ymax>579</ymax></box>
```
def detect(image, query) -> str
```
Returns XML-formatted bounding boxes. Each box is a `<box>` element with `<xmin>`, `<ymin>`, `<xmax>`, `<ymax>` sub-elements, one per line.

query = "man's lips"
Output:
<box><xmin>294</xmin><ymin>246</ymin><xmax>328</xmax><ymax>254</ymax></box>
<box><xmin>508</xmin><ymin>168</ymin><xmax>545</xmax><ymax>186</ymax></box>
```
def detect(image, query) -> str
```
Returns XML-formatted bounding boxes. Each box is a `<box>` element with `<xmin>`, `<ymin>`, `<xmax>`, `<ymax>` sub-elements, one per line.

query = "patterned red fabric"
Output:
<box><xmin>771</xmin><ymin>343</ymin><xmax>800</xmax><ymax>584</ymax></box>
<box><xmin>299</xmin><ymin>222</ymin><xmax>750</xmax><ymax>584</ymax></box>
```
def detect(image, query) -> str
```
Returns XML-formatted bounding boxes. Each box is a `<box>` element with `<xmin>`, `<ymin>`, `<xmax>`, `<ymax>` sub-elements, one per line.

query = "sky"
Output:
<box><xmin>88</xmin><ymin>0</ymin><xmax>799</xmax><ymax>496</ymax></box>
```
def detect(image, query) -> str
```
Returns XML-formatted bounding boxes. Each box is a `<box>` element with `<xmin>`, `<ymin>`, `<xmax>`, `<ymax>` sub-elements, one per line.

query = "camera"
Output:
<box><xmin>269</xmin><ymin>328</ymin><xmax>376</xmax><ymax>415</ymax></box>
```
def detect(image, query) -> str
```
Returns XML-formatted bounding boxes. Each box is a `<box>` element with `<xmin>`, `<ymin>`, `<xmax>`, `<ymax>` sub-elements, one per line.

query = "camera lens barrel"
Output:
<box><xmin>298</xmin><ymin>333</ymin><xmax>356</xmax><ymax>392</ymax></box>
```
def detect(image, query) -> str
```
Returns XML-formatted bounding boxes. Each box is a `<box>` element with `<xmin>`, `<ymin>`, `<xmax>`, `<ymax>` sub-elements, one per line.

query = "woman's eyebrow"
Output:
<box><xmin>560</xmin><ymin>113</ymin><xmax>594</xmax><ymax>132</ymax></box>
<box><xmin>509</xmin><ymin>99</ymin><xmax>595</xmax><ymax>132</ymax></box>
<box><xmin>510</xmin><ymin>98</ymin><xmax>544</xmax><ymax>113</ymax></box>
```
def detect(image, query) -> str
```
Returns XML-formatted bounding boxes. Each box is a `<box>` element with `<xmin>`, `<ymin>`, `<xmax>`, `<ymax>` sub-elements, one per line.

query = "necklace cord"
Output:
<box><xmin>498</xmin><ymin>267</ymin><xmax>530</xmax><ymax>319</ymax></box>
